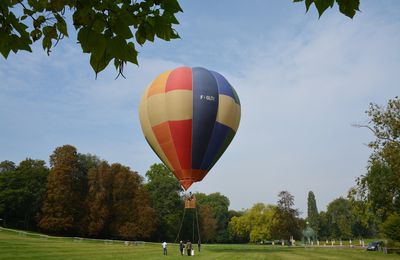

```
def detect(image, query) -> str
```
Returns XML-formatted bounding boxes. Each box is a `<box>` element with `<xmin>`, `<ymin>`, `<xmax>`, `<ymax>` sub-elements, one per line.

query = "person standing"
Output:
<box><xmin>179</xmin><ymin>241</ymin><xmax>184</xmax><ymax>255</ymax></box>
<box><xmin>162</xmin><ymin>241</ymin><xmax>167</xmax><ymax>256</ymax></box>
<box><xmin>186</xmin><ymin>241</ymin><xmax>192</xmax><ymax>256</ymax></box>
<box><xmin>198</xmin><ymin>240</ymin><xmax>201</xmax><ymax>252</ymax></box>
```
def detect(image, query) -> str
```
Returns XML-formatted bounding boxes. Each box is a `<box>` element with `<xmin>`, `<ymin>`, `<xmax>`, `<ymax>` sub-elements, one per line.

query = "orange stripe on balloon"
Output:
<box><xmin>152</xmin><ymin>122</ymin><xmax>182</xmax><ymax>174</ymax></box>
<box><xmin>147</xmin><ymin>70</ymin><xmax>171</xmax><ymax>97</ymax></box>
<box><xmin>165</xmin><ymin>67</ymin><xmax>192</xmax><ymax>92</ymax></box>
<box><xmin>139</xmin><ymin>88</ymin><xmax>173</xmax><ymax>170</ymax></box>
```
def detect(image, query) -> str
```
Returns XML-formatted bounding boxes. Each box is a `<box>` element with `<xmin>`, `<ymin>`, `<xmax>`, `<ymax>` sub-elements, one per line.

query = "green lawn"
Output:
<box><xmin>0</xmin><ymin>228</ymin><xmax>398</xmax><ymax>260</ymax></box>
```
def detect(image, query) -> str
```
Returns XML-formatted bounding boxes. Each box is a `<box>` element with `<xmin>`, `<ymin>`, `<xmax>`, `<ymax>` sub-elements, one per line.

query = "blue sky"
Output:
<box><xmin>0</xmin><ymin>0</ymin><xmax>399</xmax><ymax>215</ymax></box>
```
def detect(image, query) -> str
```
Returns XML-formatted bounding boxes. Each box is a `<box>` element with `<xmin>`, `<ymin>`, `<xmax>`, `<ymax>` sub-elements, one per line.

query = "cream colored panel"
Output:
<box><xmin>216</xmin><ymin>95</ymin><xmax>241</xmax><ymax>132</ymax></box>
<box><xmin>147</xmin><ymin>94</ymin><xmax>168</xmax><ymax>127</ymax></box>
<box><xmin>139</xmin><ymin>88</ymin><xmax>172</xmax><ymax>169</ymax></box>
<box><xmin>166</xmin><ymin>90</ymin><xmax>193</xmax><ymax>121</ymax></box>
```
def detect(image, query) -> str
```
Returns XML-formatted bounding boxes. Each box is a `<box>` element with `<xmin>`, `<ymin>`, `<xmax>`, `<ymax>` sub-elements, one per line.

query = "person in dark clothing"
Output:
<box><xmin>198</xmin><ymin>240</ymin><xmax>201</xmax><ymax>252</ymax></box>
<box><xmin>179</xmin><ymin>241</ymin><xmax>184</xmax><ymax>256</ymax></box>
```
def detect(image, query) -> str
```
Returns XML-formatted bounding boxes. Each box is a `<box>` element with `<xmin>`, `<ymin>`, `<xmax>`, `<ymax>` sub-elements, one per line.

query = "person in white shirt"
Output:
<box><xmin>162</xmin><ymin>241</ymin><xmax>167</xmax><ymax>255</ymax></box>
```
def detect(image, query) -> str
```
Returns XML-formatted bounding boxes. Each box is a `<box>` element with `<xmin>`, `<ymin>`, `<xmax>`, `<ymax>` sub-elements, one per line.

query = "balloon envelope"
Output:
<box><xmin>139</xmin><ymin>67</ymin><xmax>241</xmax><ymax>190</ymax></box>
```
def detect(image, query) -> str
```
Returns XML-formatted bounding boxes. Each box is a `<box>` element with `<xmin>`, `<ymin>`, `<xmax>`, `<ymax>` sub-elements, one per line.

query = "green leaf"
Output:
<box><xmin>135</xmin><ymin>25</ymin><xmax>146</xmax><ymax>45</ymax></box>
<box><xmin>23</xmin><ymin>8</ymin><xmax>35</xmax><ymax>16</ymax></box>
<box><xmin>0</xmin><ymin>34</ymin><xmax>12</xmax><ymax>59</ymax></box>
<box><xmin>118</xmin><ymin>8</ymin><xmax>137</xmax><ymax>26</ymax></box>
<box><xmin>113</xmin><ymin>17</ymin><xmax>133</xmax><ymax>39</ymax></box>
<box><xmin>336</xmin><ymin>0</ymin><xmax>359</xmax><ymax>18</ymax></box>
<box><xmin>43</xmin><ymin>26</ymin><xmax>57</xmax><ymax>39</ymax></box>
<box><xmin>90</xmin><ymin>52</ymin><xmax>112</xmax><ymax>75</ymax></box>
<box><xmin>92</xmin><ymin>14</ymin><xmax>106</xmax><ymax>33</ymax></box>
<box><xmin>78</xmin><ymin>27</ymin><xmax>101</xmax><ymax>53</ymax></box>
<box><xmin>54</xmin><ymin>14</ymin><xmax>68</xmax><ymax>36</ymax></box>
<box><xmin>305</xmin><ymin>0</ymin><xmax>314</xmax><ymax>12</ymax></box>
<box><xmin>314</xmin><ymin>0</ymin><xmax>334</xmax><ymax>17</ymax></box>
<box><xmin>107</xmin><ymin>37</ymin><xmax>127</xmax><ymax>59</ymax></box>
<box><xmin>30</xmin><ymin>29</ymin><xmax>42</xmax><ymax>41</ymax></box>
<box><xmin>33</xmin><ymin>15</ymin><xmax>46</xmax><ymax>29</ymax></box>
<box><xmin>161</xmin><ymin>0</ymin><xmax>183</xmax><ymax>13</ymax></box>
<box><xmin>125</xmin><ymin>42</ymin><xmax>138</xmax><ymax>64</ymax></box>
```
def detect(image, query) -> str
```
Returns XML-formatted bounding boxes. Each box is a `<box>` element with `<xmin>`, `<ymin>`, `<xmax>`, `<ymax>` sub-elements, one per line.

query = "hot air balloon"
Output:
<box><xmin>139</xmin><ymin>66</ymin><xmax>241</xmax><ymax>190</ymax></box>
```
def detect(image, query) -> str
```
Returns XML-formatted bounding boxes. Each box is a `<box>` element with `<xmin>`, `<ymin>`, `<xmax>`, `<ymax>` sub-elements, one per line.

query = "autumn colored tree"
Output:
<box><xmin>198</xmin><ymin>204</ymin><xmax>217</xmax><ymax>243</ymax></box>
<box><xmin>83</xmin><ymin>161</ymin><xmax>113</xmax><ymax>237</ymax></box>
<box><xmin>38</xmin><ymin>145</ymin><xmax>84</xmax><ymax>234</ymax></box>
<box><xmin>195</xmin><ymin>192</ymin><xmax>230</xmax><ymax>242</ymax></box>
<box><xmin>108</xmin><ymin>163</ymin><xmax>155</xmax><ymax>240</ymax></box>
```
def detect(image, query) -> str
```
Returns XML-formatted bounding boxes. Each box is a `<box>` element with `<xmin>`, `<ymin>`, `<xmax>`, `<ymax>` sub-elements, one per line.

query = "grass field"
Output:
<box><xmin>0</xmin><ymin>228</ymin><xmax>399</xmax><ymax>260</ymax></box>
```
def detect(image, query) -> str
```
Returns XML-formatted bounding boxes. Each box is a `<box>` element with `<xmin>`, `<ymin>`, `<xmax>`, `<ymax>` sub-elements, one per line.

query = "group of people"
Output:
<box><xmin>162</xmin><ymin>240</ymin><xmax>201</xmax><ymax>256</ymax></box>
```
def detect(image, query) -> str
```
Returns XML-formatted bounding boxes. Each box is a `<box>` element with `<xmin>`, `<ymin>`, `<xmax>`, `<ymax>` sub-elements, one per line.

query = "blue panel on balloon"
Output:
<box><xmin>210</xmin><ymin>71</ymin><xmax>235</xmax><ymax>100</ymax></box>
<box><xmin>192</xmin><ymin>67</ymin><xmax>219</xmax><ymax>169</ymax></box>
<box><xmin>200</xmin><ymin>122</ymin><xmax>230</xmax><ymax>170</ymax></box>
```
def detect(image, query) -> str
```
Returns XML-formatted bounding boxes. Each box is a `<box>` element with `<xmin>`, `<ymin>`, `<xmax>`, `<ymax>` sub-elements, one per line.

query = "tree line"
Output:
<box><xmin>1</xmin><ymin>97</ymin><xmax>399</xmax><ymax>243</ymax></box>
<box><xmin>0</xmin><ymin>149</ymin><xmax>305</xmax><ymax>243</ymax></box>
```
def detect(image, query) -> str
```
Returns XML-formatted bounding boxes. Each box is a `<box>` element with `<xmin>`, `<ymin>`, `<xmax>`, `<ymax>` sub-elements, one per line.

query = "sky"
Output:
<box><xmin>0</xmin><ymin>0</ymin><xmax>399</xmax><ymax>216</ymax></box>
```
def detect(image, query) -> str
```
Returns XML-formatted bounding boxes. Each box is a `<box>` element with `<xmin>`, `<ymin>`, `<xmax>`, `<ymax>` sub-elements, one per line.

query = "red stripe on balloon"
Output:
<box><xmin>169</xmin><ymin>119</ymin><xmax>192</xmax><ymax>170</ymax></box>
<box><xmin>165</xmin><ymin>67</ymin><xmax>193</xmax><ymax>92</ymax></box>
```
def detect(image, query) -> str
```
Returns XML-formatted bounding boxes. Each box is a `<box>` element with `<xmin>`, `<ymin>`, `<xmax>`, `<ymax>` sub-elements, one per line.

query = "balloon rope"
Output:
<box><xmin>196</xmin><ymin>205</ymin><xmax>201</xmax><ymax>243</ymax></box>
<box><xmin>174</xmin><ymin>207</ymin><xmax>186</xmax><ymax>243</ymax></box>
<box><xmin>192</xmin><ymin>209</ymin><xmax>195</xmax><ymax>242</ymax></box>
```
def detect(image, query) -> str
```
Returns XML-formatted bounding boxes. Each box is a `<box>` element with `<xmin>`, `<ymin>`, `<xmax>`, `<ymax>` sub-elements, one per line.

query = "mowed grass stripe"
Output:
<box><xmin>1</xmin><ymin>229</ymin><xmax>399</xmax><ymax>259</ymax></box>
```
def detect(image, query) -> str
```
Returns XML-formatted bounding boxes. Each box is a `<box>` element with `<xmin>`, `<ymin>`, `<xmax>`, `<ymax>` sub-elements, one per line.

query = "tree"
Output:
<box><xmin>228</xmin><ymin>214</ymin><xmax>250</xmax><ymax>243</ymax></box>
<box><xmin>347</xmin><ymin>187</ymin><xmax>379</xmax><ymax>238</ymax></box>
<box><xmin>318</xmin><ymin>211</ymin><xmax>329</xmax><ymax>240</ymax></box>
<box><xmin>0</xmin><ymin>0</ymin><xmax>182</xmax><ymax>76</ymax></box>
<box><xmin>83</xmin><ymin>161</ymin><xmax>113</xmax><ymax>237</ymax></box>
<box><xmin>108</xmin><ymin>163</ymin><xmax>156</xmax><ymax>240</ymax></box>
<box><xmin>293</xmin><ymin>0</ymin><xmax>360</xmax><ymax>18</ymax></box>
<box><xmin>0</xmin><ymin>160</ymin><xmax>16</xmax><ymax>173</ymax></box>
<box><xmin>326</xmin><ymin>197</ymin><xmax>353</xmax><ymax>239</ymax></box>
<box><xmin>271</xmin><ymin>191</ymin><xmax>301</xmax><ymax>241</ymax></box>
<box><xmin>307</xmin><ymin>191</ymin><xmax>319</xmax><ymax>236</ymax></box>
<box><xmin>144</xmin><ymin>163</ymin><xmax>183</xmax><ymax>241</ymax></box>
<box><xmin>38</xmin><ymin>145</ymin><xmax>83</xmax><ymax>234</ymax></box>
<box><xmin>0</xmin><ymin>159</ymin><xmax>48</xmax><ymax>229</ymax></box>
<box><xmin>198</xmin><ymin>205</ymin><xmax>217</xmax><ymax>243</ymax></box>
<box><xmin>381</xmin><ymin>213</ymin><xmax>400</xmax><ymax>242</ymax></box>
<box><xmin>355</xmin><ymin>97</ymin><xmax>400</xmax><ymax>222</ymax></box>
<box><xmin>228</xmin><ymin>203</ymin><xmax>276</xmax><ymax>243</ymax></box>
<box><xmin>195</xmin><ymin>192</ymin><xmax>230</xmax><ymax>242</ymax></box>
